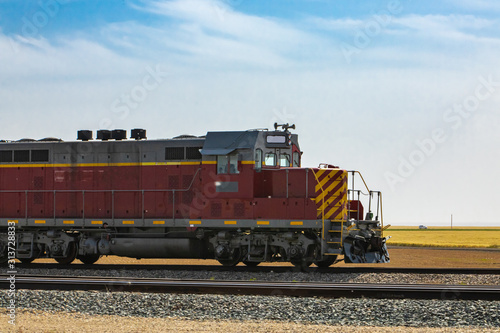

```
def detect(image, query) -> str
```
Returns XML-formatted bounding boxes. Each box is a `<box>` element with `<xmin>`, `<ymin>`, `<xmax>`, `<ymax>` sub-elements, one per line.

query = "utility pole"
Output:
<box><xmin>451</xmin><ymin>214</ymin><xmax>453</xmax><ymax>230</ymax></box>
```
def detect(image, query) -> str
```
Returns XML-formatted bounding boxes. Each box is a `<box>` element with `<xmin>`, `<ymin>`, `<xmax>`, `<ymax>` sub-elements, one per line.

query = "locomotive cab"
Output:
<box><xmin>197</xmin><ymin>124</ymin><xmax>389</xmax><ymax>266</ymax></box>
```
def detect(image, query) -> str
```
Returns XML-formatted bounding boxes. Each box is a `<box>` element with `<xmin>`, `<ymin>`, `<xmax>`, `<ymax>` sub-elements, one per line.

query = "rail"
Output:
<box><xmin>0</xmin><ymin>168</ymin><xmax>202</xmax><ymax>224</ymax></box>
<box><xmin>12</xmin><ymin>264</ymin><xmax>500</xmax><ymax>275</ymax></box>
<box><xmin>1</xmin><ymin>274</ymin><xmax>498</xmax><ymax>300</ymax></box>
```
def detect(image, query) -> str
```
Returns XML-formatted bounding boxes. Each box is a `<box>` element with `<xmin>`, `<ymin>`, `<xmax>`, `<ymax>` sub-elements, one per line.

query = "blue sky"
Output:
<box><xmin>1</xmin><ymin>0</ymin><xmax>500</xmax><ymax>226</ymax></box>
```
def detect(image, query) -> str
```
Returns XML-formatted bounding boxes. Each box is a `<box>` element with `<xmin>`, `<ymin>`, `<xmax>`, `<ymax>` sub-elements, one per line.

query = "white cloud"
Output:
<box><xmin>391</xmin><ymin>14</ymin><xmax>500</xmax><ymax>43</ymax></box>
<box><xmin>308</xmin><ymin>17</ymin><xmax>365</xmax><ymax>31</ymax></box>
<box><xmin>125</xmin><ymin>0</ymin><xmax>321</xmax><ymax>67</ymax></box>
<box><xmin>445</xmin><ymin>0</ymin><xmax>500</xmax><ymax>11</ymax></box>
<box><xmin>101</xmin><ymin>19</ymin><xmax>298</xmax><ymax>69</ymax></box>
<box><xmin>0</xmin><ymin>33</ymin><xmax>142</xmax><ymax>79</ymax></box>
<box><xmin>139</xmin><ymin>0</ymin><xmax>304</xmax><ymax>43</ymax></box>
<box><xmin>311</xmin><ymin>12</ymin><xmax>500</xmax><ymax>44</ymax></box>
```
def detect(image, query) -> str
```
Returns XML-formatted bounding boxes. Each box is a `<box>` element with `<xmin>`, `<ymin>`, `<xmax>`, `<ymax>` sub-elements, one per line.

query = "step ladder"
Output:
<box><xmin>322</xmin><ymin>219</ymin><xmax>344</xmax><ymax>256</ymax></box>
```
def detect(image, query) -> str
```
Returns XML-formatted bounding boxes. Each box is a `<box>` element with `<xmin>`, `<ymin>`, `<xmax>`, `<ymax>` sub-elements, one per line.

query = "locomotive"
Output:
<box><xmin>0</xmin><ymin>124</ymin><xmax>389</xmax><ymax>268</ymax></box>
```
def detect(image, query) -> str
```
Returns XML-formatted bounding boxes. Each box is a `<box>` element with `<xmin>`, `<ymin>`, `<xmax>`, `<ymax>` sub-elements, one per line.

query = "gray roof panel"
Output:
<box><xmin>201</xmin><ymin>131</ymin><xmax>259</xmax><ymax>155</ymax></box>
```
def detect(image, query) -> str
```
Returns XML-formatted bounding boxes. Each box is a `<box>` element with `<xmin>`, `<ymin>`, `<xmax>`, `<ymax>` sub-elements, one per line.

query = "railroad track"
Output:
<box><xmin>1</xmin><ymin>275</ymin><xmax>499</xmax><ymax>300</ymax></box>
<box><xmin>13</xmin><ymin>263</ymin><xmax>500</xmax><ymax>275</ymax></box>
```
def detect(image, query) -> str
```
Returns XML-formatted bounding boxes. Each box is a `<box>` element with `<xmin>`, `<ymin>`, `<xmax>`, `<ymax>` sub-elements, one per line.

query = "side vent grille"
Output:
<box><xmin>234</xmin><ymin>202</ymin><xmax>245</xmax><ymax>217</ymax></box>
<box><xmin>211</xmin><ymin>203</ymin><xmax>222</xmax><ymax>217</ymax></box>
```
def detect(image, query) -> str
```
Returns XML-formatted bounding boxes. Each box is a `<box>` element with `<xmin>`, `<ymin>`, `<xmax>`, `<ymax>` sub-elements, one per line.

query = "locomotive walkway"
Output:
<box><xmin>1</xmin><ymin>274</ymin><xmax>499</xmax><ymax>300</ymax></box>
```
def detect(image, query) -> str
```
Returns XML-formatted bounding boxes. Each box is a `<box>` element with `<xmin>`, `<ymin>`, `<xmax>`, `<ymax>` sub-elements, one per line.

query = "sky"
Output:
<box><xmin>0</xmin><ymin>0</ymin><xmax>499</xmax><ymax>226</ymax></box>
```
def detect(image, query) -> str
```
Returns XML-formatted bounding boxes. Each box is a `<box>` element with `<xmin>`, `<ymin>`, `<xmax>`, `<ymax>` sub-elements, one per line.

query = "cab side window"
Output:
<box><xmin>293</xmin><ymin>152</ymin><xmax>301</xmax><ymax>167</ymax></box>
<box><xmin>255</xmin><ymin>149</ymin><xmax>263</xmax><ymax>171</ymax></box>
<box><xmin>229</xmin><ymin>154</ymin><xmax>239</xmax><ymax>174</ymax></box>
<box><xmin>217</xmin><ymin>154</ymin><xmax>239</xmax><ymax>174</ymax></box>
<box><xmin>217</xmin><ymin>155</ymin><xmax>228</xmax><ymax>174</ymax></box>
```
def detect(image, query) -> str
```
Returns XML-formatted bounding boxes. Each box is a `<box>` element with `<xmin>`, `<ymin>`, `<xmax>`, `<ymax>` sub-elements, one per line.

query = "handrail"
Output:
<box><xmin>347</xmin><ymin>170</ymin><xmax>371</xmax><ymax>193</ymax></box>
<box><xmin>347</xmin><ymin>189</ymin><xmax>369</xmax><ymax>196</ymax></box>
<box><xmin>346</xmin><ymin>170</ymin><xmax>384</xmax><ymax>232</ymax></box>
<box><xmin>379</xmin><ymin>191</ymin><xmax>384</xmax><ymax>234</ymax></box>
<box><xmin>0</xmin><ymin>168</ymin><xmax>202</xmax><ymax>222</ymax></box>
<box><xmin>310</xmin><ymin>168</ymin><xmax>326</xmax><ymax>255</ymax></box>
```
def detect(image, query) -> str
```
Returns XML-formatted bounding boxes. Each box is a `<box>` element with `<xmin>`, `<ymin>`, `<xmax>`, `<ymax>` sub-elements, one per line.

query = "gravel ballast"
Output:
<box><xmin>1</xmin><ymin>290</ymin><xmax>499</xmax><ymax>329</ymax></box>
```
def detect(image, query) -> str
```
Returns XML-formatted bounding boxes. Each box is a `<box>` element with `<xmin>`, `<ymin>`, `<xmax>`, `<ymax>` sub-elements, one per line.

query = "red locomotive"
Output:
<box><xmin>0</xmin><ymin>124</ymin><xmax>389</xmax><ymax>268</ymax></box>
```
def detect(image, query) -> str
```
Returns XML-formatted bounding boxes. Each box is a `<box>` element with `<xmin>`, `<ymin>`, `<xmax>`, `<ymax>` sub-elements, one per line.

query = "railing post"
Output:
<box><xmin>368</xmin><ymin>191</ymin><xmax>372</xmax><ymax>218</ymax></box>
<box><xmin>172</xmin><ymin>190</ymin><xmax>176</xmax><ymax>224</ymax></box>
<box><xmin>53</xmin><ymin>190</ymin><xmax>56</xmax><ymax>222</ymax></box>
<box><xmin>376</xmin><ymin>191</ymin><xmax>380</xmax><ymax>221</ymax></box>
<box><xmin>305</xmin><ymin>168</ymin><xmax>309</xmax><ymax>198</ymax></box>
<box><xmin>112</xmin><ymin>190</ymin><xmax>114</xmax><ymax>223</ymax></box>
<box><xmin>286</xmin><ymin>169</ymin><xmax>289</xmax><ymax>198</ymax></box>
<box><xmin>25</xmin><ymin>190</ymin><xmax>28</xmax><ymax>223</ymax></box>
<box><xmin>347</xmin><ymin>190</ymin><xmax>351</xmax><ymax>221</ymax></box>
<box><xmin>357</xmin><ymin>190</ymin><xmax>360</xmax><ymax>221</ymax></box>
<box><xmin>82</xmin><ymin>190</ymin><xmax>85</xmax><ymax>222</ymax></box>
<box><xmin>351</xmin><ymin>171</ymin><xmax>355</xmax><ymax>201</ymax></box>
<box><xmin>379</xmin><ymin>192</ymin><xmax>384</xmax><ymax>231</ymax></box>
<box><xmin>142</xmin><ymin>190</ymin><xmax>145</xmax><ymax>225</ymax></box>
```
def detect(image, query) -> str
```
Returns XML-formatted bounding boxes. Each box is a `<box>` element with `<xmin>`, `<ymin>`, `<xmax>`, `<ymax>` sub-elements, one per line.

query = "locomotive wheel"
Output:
<box><xmin>0</xmin><ymin>252</ymin><xmax>8</xmax><ymax>265</ymax></box>
<box><xmin>218</xmin><ymin>259</ymin><xmax>239</xmax><ymax>267</ymax></box>
<box><xmin>217</xmin><ymin>248</ymin><xmax>241</xmax><ymax>267</ymax></box>
<box><xmin>77</xmin><ymin>254</ymin><xmax>101</xmax><ymax>265</ymax></box>
<box><xmin>18</xmin><ymin>249</ymin><xmax>41</xmax><ymax>264</ymax></box>
<box><xmin>19</xmin><ymin>258</ymin><xmax>35</xmax><ymax>264</ymax></box>
<box><xmin>242</xmin><ymin>260</ymin><xmax>260</xmax><ymax>267</ymax></box>
<box><xmin>314</xmin><ymin>255</ymin><xmax>337</xmax><ymax>268</ymax></box>
<box><xmin>55</xmin><ymin>242</ymin><xmax>77</xmax><ymax>265</ymax></box>
<box><xmin>0</xmin><ymin>243</ymin><xmax>8</xmax><ymax>265</ymax></box>
<box><xmin>291</xmin><ymin>259</ymin><xmax>312</xmax><ymax>271</ymax></box>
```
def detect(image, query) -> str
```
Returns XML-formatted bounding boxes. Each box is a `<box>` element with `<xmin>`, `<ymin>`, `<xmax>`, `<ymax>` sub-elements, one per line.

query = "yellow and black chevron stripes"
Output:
<box><xmin>313</xmin><ymin>169</ymin><xmax>348</xmax><ymax>220</ymax></box>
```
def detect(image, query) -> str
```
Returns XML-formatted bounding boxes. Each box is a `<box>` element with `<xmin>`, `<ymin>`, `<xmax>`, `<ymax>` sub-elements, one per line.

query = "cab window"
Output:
<box><xmin>280</xmin><ymin>153</ymin><xmax>290</xmax><ymax>167</ymax></box>
<box><xmin>229</xmin><ymin>154</ymin><xmax>239</xmax><ymax>174</ymax></box>
<box><xmin>264</xmin><ymin>152</ymin><xmax>276</xmax><ymax>166</ymax></box>
<box><xmin>217</xmin><ymin>155</ymin><xmax>228</xmax><ymax>174</ymax></box>
<box><xmin>217</xmin><ymin>154</ymin><xmax>239</xmax><ymax>174</ymax></box>
<box><xmin>293</xmin><ymin>152</ymin><xmax>301</xmax><ymax>167</ymax></box>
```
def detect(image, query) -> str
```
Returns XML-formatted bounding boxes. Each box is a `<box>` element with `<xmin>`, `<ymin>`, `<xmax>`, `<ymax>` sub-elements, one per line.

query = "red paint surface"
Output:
<box><xmin>0</xmin><ymin>164</ymin><xmax>327</xmax><ymax>221</ymax></box>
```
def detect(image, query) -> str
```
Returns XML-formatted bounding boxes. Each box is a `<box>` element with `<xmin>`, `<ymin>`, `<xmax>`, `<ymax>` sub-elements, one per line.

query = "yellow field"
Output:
<box><xmin>384</xmin><ymin>226</ymin><xmax>500</xmax><ymax>248</ymax></box>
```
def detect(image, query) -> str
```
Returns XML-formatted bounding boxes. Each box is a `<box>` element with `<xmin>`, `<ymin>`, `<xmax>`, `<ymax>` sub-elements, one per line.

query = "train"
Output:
<box><xmin>0</xmin><ymin>124</ymin><xmax>389</xmax><ymax>269</ymax></box>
